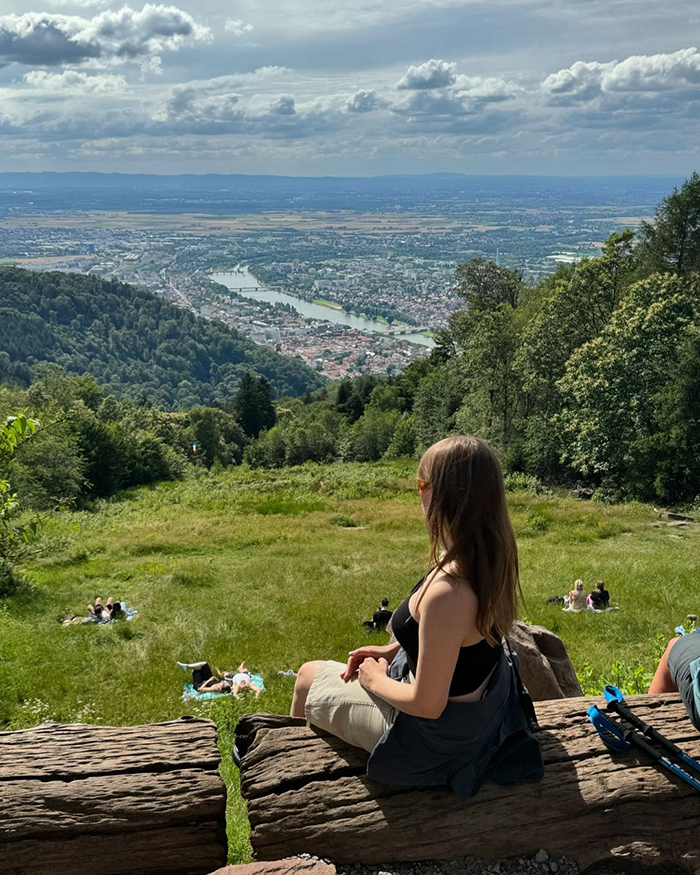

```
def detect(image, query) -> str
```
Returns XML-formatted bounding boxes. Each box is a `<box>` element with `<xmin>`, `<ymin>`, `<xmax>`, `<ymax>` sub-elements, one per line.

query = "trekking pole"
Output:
<box><xmin>588</xmin><ymin>706</ymin><xmax>700</xmax><ymax>793</ymax></box>
<box><xmin>604</xmin><ymin>685</ymin><xmax>700</xmax><ymax>778</ymax></box>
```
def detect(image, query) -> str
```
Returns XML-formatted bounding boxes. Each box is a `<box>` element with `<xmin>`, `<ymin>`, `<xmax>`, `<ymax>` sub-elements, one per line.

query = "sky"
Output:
<box><xmin>0</xmin><ymin>0</ymin><xmax>699</xmax><ymax>175</ymax></box>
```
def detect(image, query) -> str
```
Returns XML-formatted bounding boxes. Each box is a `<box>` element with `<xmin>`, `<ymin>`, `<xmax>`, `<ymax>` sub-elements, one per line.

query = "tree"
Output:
<box><xmin>556</xmin><ymin>273</ymin><xmax>699</xmax><ymax>499</ymax></box>
<box><xmin>73</xmin><ymin>412</ymin><xmax>123</xmax><ymax>498</ymax></box>
<box><xmin>233</xmin><ymin>374</ymin><xmax>277</xmax><ymax>438</ymax></box>
<box><xmin>453</xmin><ymin>303</ymin><xmax>521</xmax><ymax>452</ymax></box>
<box><xmin>349</xmin><ymin>408</ymin><xmax>400</xmax><ymax>462</ymax></box>
<box><xmin>335</xmin><ymin>379</ymin><xmax>364</xmax><ymax>423</ymax></box>
<box><xmin>188</xmin><ymin>407</ymin><xmax>247</xmax><ymax>468</ymax></box>
<box><xmin>636</xmin><ymin>171</ymin><xmax>700</xmax><ymax>276</ymax></box>
<box><xmin>383</xmin><ymin>414</ymin><xmax>417</xmax><ymax>459</ymax></box>
<box><xmin>633</xmin><ymin>325</ymin><xmax>700</xmax><ymax>502</ymax></box>
<box><xmin>516</xmin><ymin>230</ymin><xmax>636</xmax><ymax>477</ymax></box>
<box><xmin>454</xmin><ymin>258</ymin><xmax>524</xmax><ymax>311</ymax></box>
<box><xmin>0</xmin><ymin>414</ymin><xmax>40</xmax><ymax>594</ymax></box>
<box><xmin>412</xmin><ymin>364</ymin><xmax>464</xmax><ymax>450</ymax></box>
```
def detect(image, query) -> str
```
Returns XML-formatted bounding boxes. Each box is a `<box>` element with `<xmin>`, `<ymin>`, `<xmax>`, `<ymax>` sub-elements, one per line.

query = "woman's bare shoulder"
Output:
<box><xmin>421</xmin><ymin>568</ymin><xmax>477</xmax><ymax>610</ymax></box>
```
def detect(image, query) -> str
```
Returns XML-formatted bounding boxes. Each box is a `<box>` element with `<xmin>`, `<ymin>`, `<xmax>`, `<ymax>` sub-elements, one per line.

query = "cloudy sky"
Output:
<box><xmin>0</xmin><ymin>0</ymin><xmax>699</xmax><ymax>175</ymax></box>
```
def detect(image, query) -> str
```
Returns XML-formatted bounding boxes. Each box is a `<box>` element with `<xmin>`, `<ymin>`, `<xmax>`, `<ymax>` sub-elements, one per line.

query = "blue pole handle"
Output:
<box><xmin>604</xmin><ymin>684</ymin><xmax>624</xmax><ymax>704</ymax></box>
<box><xmin>588</xmin><ymin>705</ymin><xmax>629</xmax><ymax>753</ymax></box>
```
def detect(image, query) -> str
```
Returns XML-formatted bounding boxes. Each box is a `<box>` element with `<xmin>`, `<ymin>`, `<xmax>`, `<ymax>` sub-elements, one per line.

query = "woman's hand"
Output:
<box><xmin>357</xmin><ymin>657</ymin><xmax>389</xmax><ymax>692</ymax></box>
<box><xmin>341</xmin><ymin>645</ymin><xmax>394</xmax><ymax>682</ymax></box>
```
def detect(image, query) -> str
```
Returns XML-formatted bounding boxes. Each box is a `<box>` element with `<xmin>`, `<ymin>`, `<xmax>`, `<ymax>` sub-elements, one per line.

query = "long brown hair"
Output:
<box><xmin>418</xmin><ymin>435</ymin><xmax>521</xmax><ymax>644</ymax></box>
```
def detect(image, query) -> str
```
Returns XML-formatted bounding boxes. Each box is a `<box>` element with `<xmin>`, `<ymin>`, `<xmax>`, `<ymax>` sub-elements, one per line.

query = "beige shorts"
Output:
<box><xmin>305</xmin><ymin>660</ymin><xmax>399</xmax><ymax>752</ymax></box>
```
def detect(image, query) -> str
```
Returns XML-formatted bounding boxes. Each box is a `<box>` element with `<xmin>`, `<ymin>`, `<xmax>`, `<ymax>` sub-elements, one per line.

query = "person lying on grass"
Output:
<box><xmin>87</xmin><ymin>597</ymin><xmax>124</xmax><ymax>622</ymax></box>
<box><xmin>649</xmin><ymin>631</ymin><xmax>700</xmax><ymax>732</ymax></box>
<box><xmin>288</xmin><ymin>435</ymin><xmax>543</xmax><ymax>797</ymax></box>
<box><xmin>178</xmin><ymin>660</ymin><xmax>263</xmax><ymax>698</ymax></box>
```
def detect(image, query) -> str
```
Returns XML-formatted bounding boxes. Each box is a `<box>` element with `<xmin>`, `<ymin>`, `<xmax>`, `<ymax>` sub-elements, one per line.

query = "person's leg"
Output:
<box><xmin>178</xmin><ymin>661</ymin><xmax>208</xmax><ymax>670</ymax></box>
<box><xmin>291</xmin><ymin>660</ymin><xmax>324</xmax><ymax>717</ymax></box>
<box><xmin>304</xmin><ymin>660</ymin><xmax>398</xmax><ymax>752</ymax></box>
<box><xmin>192</xmin><ymin>663</ymin><xmax>214</xmax><ymax>690</ymax></box>
<box><xmin>649</xmin><ymin>637</ymin><xmax>680</xmax><ymax>694</ymax></box>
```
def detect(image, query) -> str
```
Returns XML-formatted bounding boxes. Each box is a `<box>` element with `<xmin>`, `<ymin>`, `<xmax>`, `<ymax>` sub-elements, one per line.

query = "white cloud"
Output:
<box><xmin>269</xmin><ymin>95</ymin><xmax>296</xmax><ymax>115</ymax></box>
<box><xmin>603</xmin><ymin>47</ymin><xmax>700</xmax><ymax>92</ymax></box>
<box><xmin>452</xmin><ymin>75</ymin><xmax>519</xmax><ymax>102</ymax></box>
<box><xmin>542</xmin><ymin>61</ymin><xmax>613</xmax><ymax>102</ymax></box>
<box><xmin>397</xmin><ymin>59</ymin><xmax>456</xmax><ymax>90</ymax></box>
<box><xmin>543</xmin><ymin>48</ymin><xmax>700</xmax><ymax>103</ymax></box>
<box><xmin>394</xmin><ymin>89</ymin><xmax>470</xmax><ymax>116</ymax></box>
<box><xmin>0</xmin><ymin>5</ymin><xmax>210</xmax><ymax>70</ymax></box>
<box><xmin>24</xmin><ymin>69</ymin><xmax>128</xmax><ymax>93</ymax></box>
<box><xmin>344</xmin><ymin>89</ymin><xmax>387</xmax><ymax>113</ymax></box>
<box><xmin>224</xmin><ymin>18</ymin><xmax>253</xmax><ymax>36</ymax></box>
<box><xmin>48</xmin><ymin>0</ymin><xmax>110</xmax><ymax>7</ymax></box>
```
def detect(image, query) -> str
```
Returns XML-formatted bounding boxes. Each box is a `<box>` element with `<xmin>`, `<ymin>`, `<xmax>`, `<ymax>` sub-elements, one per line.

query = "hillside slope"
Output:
<box><xmin>0</xmin><ymin>267</ymin><xmax>324</xmax><ymax>407</ymax></box>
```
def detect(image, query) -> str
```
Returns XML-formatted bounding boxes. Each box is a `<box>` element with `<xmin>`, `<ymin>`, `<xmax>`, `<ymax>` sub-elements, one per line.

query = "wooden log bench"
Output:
<box><xmin>236</xmin><ymin>695</ymin><xmax>700</xmax><ymax>873</ymax></box>
<box><xmin>0</xmin><ymin>716</ymin><xmax>227</xmax><ymax>875</ymax></box>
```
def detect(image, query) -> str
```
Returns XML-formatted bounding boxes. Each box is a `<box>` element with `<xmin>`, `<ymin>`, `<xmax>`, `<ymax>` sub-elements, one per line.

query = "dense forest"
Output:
<box><xmin>0</xmin><ymin>268</ymin><xmax>325</xmax><ymax>407</ymax></box>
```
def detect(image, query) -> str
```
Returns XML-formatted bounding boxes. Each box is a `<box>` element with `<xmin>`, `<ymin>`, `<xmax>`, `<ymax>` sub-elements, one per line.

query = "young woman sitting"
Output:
<box><xmin>568</xmin><ymin>580</ymin><xmax>588</xmax><ymax>611</ymax></box>
<box><xmin>589</xmin><ymin>581</ymin><xmax>610</xmax><ymax>610</ymax></box>
<box><xmin>289</xmin><ymin>435</ymin><xmax>543</xmax><ymax>798</ymax></box>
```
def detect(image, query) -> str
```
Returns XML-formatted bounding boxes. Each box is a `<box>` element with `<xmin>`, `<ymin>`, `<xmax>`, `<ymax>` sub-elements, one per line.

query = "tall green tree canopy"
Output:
<box><xmin>636</xmin><ymin>171</ymin><xmax>700</xmax><ymax>276</ymax></box>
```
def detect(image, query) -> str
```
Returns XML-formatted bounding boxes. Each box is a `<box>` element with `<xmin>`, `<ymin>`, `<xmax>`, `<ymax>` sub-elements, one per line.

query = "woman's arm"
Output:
<box><xmin>358</xmin><ymin>580</ymin><xmax>475</xmax><ymax>719</ymax></box>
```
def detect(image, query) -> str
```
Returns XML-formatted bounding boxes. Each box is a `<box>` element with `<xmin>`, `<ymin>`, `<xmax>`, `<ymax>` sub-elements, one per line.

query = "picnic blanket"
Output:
<box><xmin>181</xmin><ymin>673</ymin><xmax>265</xmax><ymax>702</ymax></box>
<box><xmin>181</xmin><ymin>683</ymin><xmax>230</xmax><ymax>702</ymax></box>
<box><xmin>61</xmin><ymin>605</ymin><xmax>139</xmax><ymax>626</ymax></box>
<box><xmin>84</xmin><ymin>605</ymin><xmax>138</xmax><ymax>624</ymax></box>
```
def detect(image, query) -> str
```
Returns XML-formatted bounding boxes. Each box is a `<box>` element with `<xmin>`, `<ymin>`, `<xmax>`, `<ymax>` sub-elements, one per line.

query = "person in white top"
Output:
<box><xmin>568</xmin><ymin>579</ymin><xmax>588</xmax><ymax>611</ymax></box>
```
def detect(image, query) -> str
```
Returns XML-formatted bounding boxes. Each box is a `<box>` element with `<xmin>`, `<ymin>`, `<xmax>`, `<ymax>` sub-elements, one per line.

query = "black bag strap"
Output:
<box><xmin>504</xmin><ymin>637</ymin><xmax>541</xmax><ymax>733</ymax></box>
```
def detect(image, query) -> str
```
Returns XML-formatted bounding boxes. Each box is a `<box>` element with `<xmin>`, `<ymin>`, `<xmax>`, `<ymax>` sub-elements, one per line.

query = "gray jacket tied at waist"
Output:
<box><xmin>366</xmin><ymin>646</ymin><xmax>545</xmax><ymax>799</ymax></box>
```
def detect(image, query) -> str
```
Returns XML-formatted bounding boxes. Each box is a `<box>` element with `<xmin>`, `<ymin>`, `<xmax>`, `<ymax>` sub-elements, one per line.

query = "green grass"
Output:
<box><xmin>1</xmin><ymin>460</ymin><xmax>699</xmax><ymax>861</ymax></box>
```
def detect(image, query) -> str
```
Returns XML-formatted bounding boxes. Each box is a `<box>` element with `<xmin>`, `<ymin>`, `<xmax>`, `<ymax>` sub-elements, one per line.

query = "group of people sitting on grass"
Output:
<box><xmin>566</xmin><ymin>579</ymin><xmax>612</xmax><ymax>612</ymax></box>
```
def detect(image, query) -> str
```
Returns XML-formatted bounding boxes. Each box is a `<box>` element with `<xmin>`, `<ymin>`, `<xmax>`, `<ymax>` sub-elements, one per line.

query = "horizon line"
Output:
<box><xmin>0</xmin><ymin>170</ymin><xmax>686</xmax><ymax>181</ymax></box>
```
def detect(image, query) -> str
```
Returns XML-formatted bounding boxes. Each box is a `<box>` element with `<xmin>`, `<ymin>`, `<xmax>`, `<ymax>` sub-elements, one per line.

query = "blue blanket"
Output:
<box><xmin>181</xmin><ymin>673</ymin><xmax>265</xmax><ymax>702</ymax></box>
<box><xmin>181</xmin><ymin>683</ymin><xmax>230</xmax><ymax>701</ymax></box>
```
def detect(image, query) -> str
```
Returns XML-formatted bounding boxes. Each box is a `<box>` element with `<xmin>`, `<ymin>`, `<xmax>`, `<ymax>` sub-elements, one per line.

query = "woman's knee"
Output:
<box><xmin>296</xmin><ymin>660</ymin><xmax>323</xmax><ymax>692</ymax></box>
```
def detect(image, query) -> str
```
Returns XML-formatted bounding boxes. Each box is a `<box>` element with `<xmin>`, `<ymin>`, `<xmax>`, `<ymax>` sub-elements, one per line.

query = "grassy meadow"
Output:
<box><xmin>1</xmin><ymin>460</ymin><xmax>699</xmax><ymax>861</ymax></box>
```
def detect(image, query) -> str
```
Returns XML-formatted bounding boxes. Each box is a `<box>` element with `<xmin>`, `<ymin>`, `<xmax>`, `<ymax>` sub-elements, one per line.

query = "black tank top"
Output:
<box><xmin>392</xmin><ymin>576</ymin><xmax>501</xmax><ymax>696</ymax></box>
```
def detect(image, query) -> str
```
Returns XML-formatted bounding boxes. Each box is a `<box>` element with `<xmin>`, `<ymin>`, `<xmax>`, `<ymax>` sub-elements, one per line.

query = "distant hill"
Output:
<box><xmin>0</xmin><ymin>267</ymin><xmax>324</xmax><ymax>407</ymax></box>
<box><xmin>0</xmin><ymin>172</ymin><xmax>682</xmax><ymax>215</ymax></box>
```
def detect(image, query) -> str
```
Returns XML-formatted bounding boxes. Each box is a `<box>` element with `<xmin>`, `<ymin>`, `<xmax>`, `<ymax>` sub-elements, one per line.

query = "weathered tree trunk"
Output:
<box><xmin>237</xmin><ymin>696</ymin><xmax>700</xmax><ymax>872</ymax></box>
<box><xmin>0</xmin><ymin>717</ymin><xmax>227</xmax><ymax>875</ymax></box>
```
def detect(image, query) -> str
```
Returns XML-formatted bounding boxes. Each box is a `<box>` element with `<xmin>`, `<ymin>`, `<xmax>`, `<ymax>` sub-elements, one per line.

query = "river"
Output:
<box><xmin>210</xmin><ymin>267</ymin><xmax>435</xmax><ymax>349</ymax></box>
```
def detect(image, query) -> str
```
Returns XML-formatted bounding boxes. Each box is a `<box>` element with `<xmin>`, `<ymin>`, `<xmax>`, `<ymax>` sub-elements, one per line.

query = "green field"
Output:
<box><xmin>1</xmin><ymin>461</ymin><xmax>698</xmax><ymax>861</ymax></box>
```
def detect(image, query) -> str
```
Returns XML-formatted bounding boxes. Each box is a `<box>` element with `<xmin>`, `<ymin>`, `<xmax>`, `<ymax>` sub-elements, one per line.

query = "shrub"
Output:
<box><xmin>504</xmin><ymin>472</ymin><xmax>549</xmax><ymax>494</ymax></box>
<box><xmin>329</xmin><ymin>515</ymin><xmax>358</xmax><ymax>528</ymax></box>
